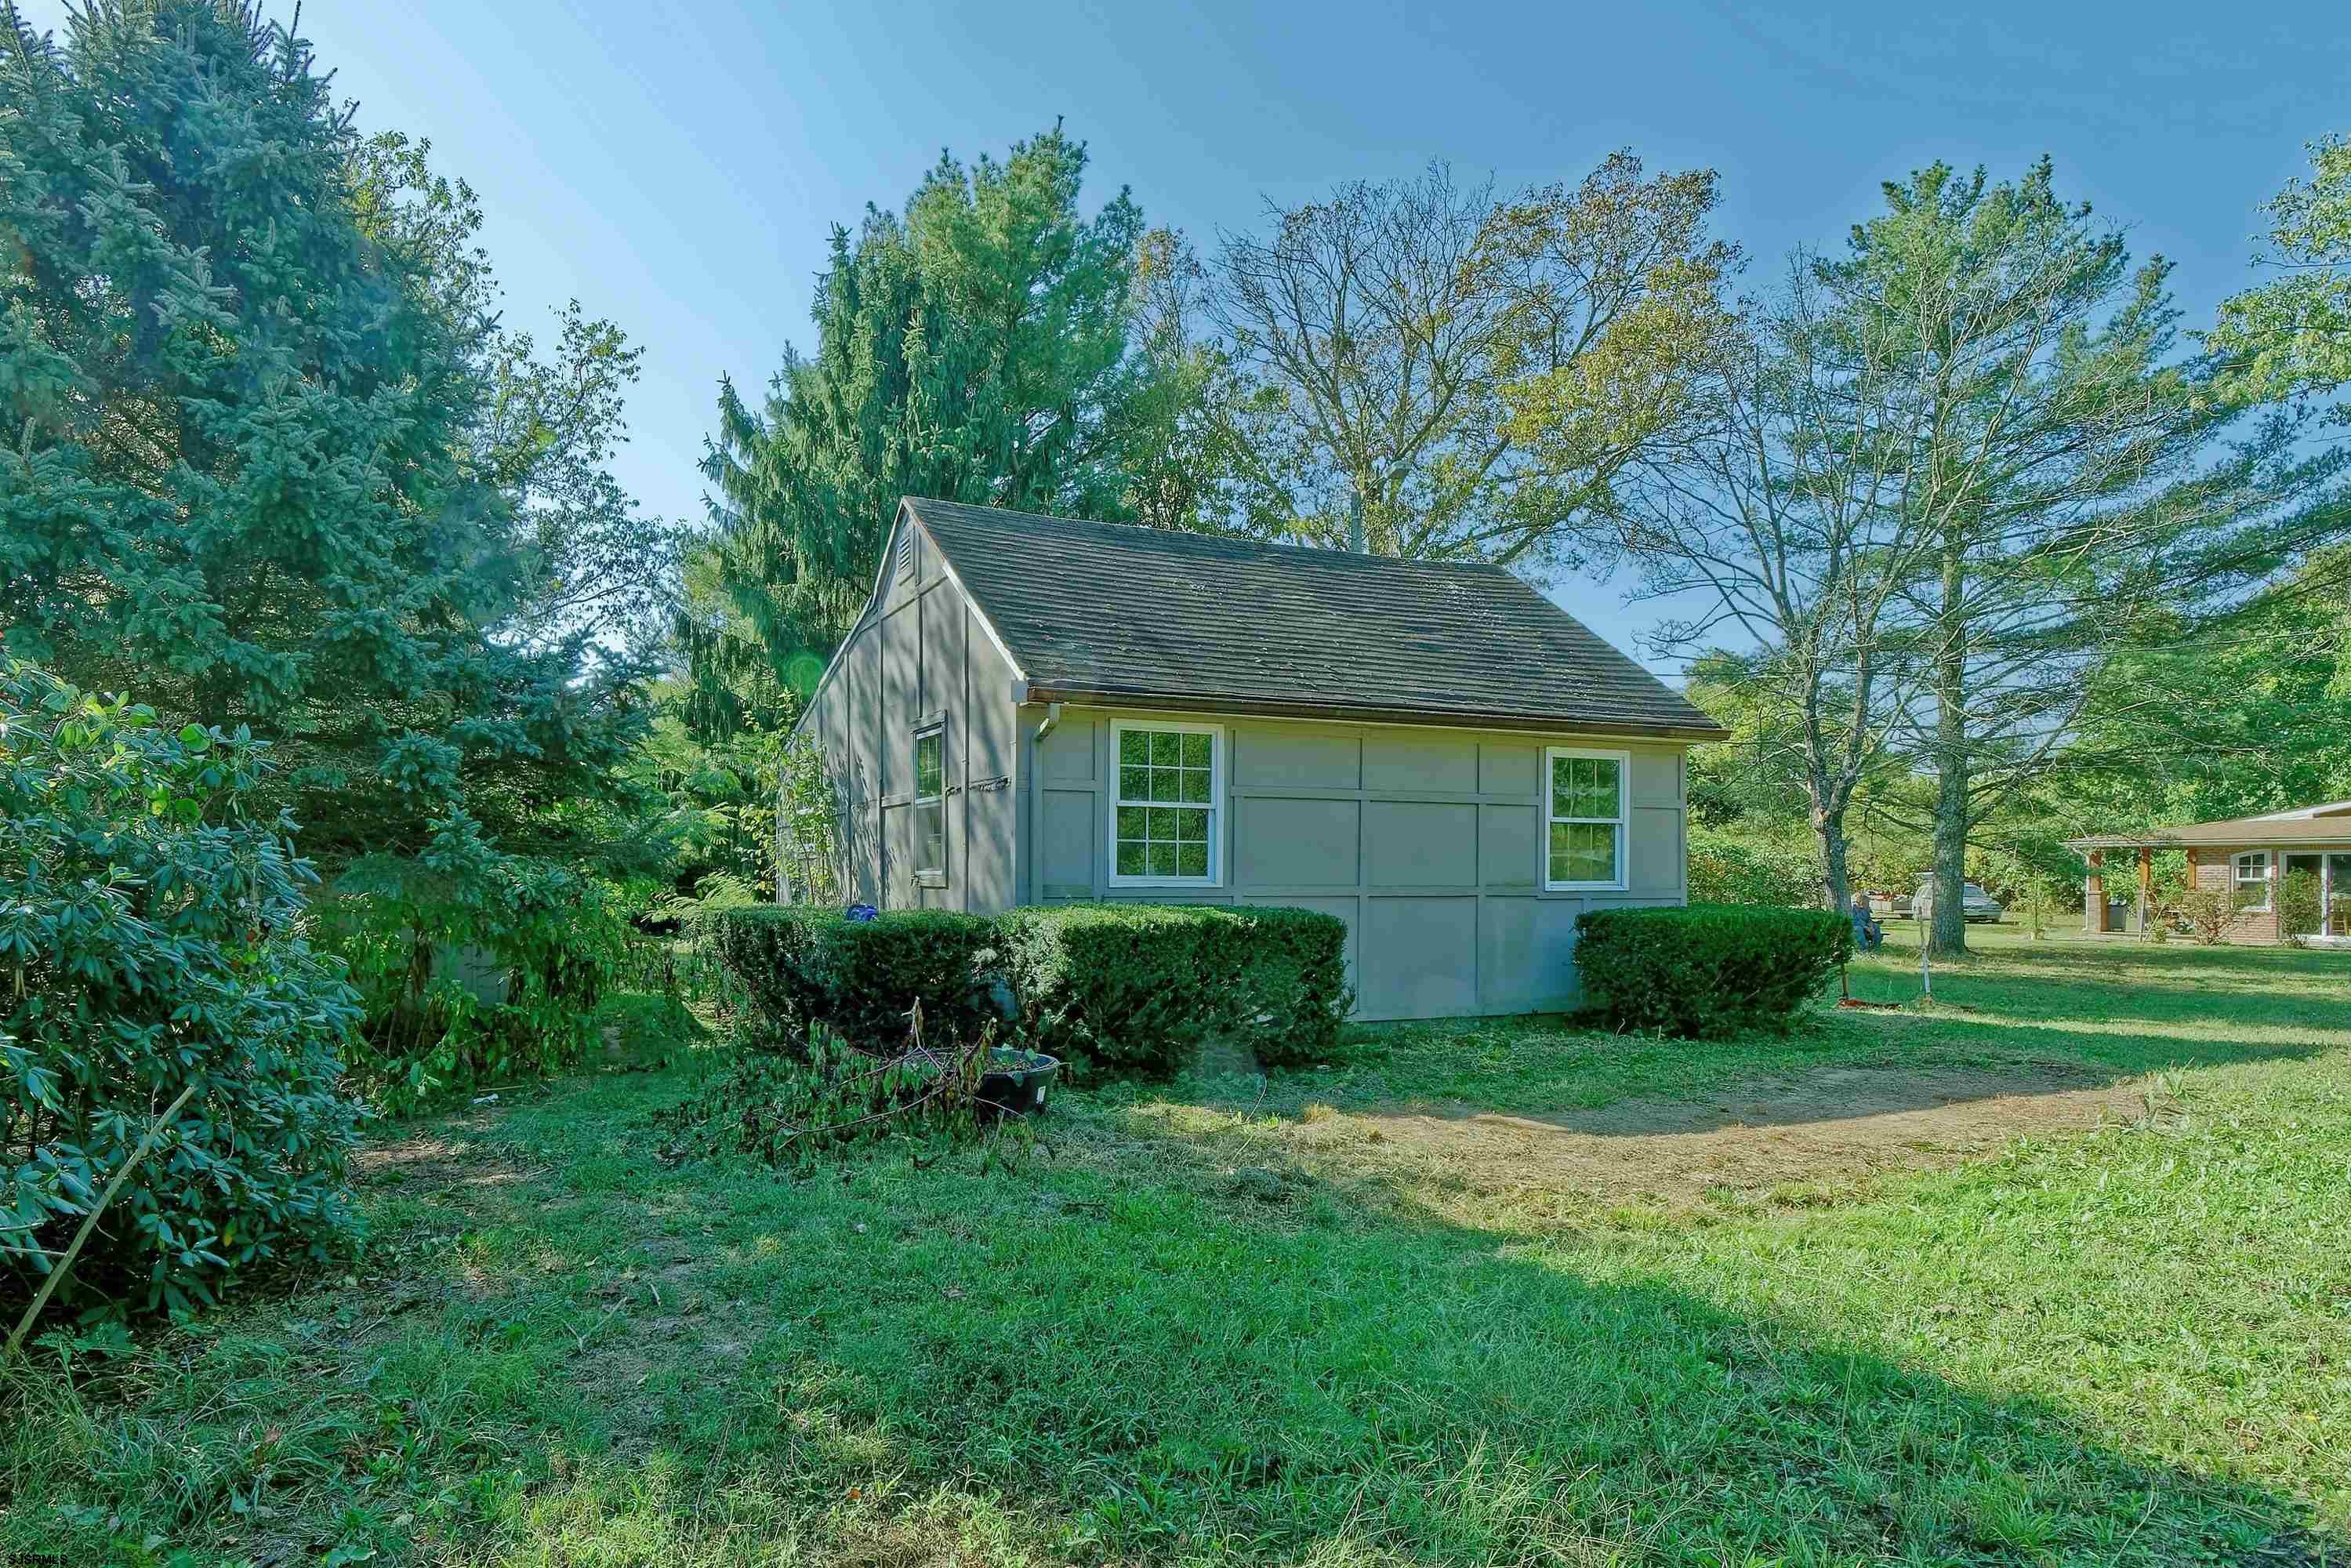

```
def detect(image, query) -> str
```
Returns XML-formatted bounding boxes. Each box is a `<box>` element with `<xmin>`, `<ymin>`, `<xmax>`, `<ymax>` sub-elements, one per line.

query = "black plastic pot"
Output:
<box><xmin>976</xmin><ymin>1047</ymin><xmax>1061</xmax><ymax>1116</ymax></box>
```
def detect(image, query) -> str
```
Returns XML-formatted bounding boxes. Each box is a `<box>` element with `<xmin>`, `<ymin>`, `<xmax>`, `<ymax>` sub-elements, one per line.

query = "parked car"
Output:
<box><xmin>1914</xmin><ymin>879</ymin><xmax>2004</xmax><ymax>923</ymax></box>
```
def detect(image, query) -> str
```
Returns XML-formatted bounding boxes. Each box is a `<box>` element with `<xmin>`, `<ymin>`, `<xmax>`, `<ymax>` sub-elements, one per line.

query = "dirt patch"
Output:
<box><xmin>1302</xmin><ymin>1064</ymin><xmax>2149</xmax><ymax>1209</ymax></box>
<box><xmin>352</xmin><ymin>1127</ymin><xmax>539</xmax><ymax>1196</ymax></box>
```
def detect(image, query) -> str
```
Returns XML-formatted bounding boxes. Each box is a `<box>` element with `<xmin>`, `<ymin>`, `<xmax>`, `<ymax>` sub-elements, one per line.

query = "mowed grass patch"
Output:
<box><xmin>3</xmin><ymin>933</ymin><xmax>2346</xmax><ymax>1566</ymax></box>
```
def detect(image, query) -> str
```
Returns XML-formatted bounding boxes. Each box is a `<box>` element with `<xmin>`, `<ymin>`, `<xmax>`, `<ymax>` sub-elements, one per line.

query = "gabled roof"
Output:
<box><xmin>903</xmin><ymin>498</ymin><xmax>1728</xmax><ymax>742</ymax></box>
<box><xmin>2067</xmin><ymin>804</ymin><xmax>2351</xmax><ymax>851</ymax></box>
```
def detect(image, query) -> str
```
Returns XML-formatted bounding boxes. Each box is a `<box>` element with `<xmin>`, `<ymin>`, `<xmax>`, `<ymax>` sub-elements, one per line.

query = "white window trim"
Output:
<box><xmin>912</xmin><ymin>720</ymin><xmax>947</xmax><ymax>883</ymax></box>
<box><xmin>1543</xmin><ymin>745</ymin><xmax>1631</xmax><ymax>892</ymax></box>
<box><xmin>1106</xmin><ymin>719</ymin><xmax>1224</xmax><ymax>888</ymax></box>
<box><xmin>2233</xmin><ymin>850</ymin><xmax>2271</xmax><ymax>912</ymax></box>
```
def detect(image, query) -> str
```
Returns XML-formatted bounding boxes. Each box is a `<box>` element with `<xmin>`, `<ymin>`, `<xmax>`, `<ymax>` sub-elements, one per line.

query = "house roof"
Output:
<box><xmin>903</xmin><ymin>498</ymin><xmax>1728</xmax><ymax>742</ymax></box>
<box><xmin>2066</xmin><ymin>802</ymin><xmax>2351</xmax><ymax>851</ymax></box>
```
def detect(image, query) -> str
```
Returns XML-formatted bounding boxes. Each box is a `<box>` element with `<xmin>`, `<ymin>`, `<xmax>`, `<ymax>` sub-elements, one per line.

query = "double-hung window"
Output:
<box><xmin>913</xmin><ymin>722</ymin><xmax>946</xmax><ymax>883</ymax></box>
<box><xmin>1544</xmin><ymin>746</ymin><xmax>1629</xmax><ymax>890</ymax></box>
<box><xmin>1110</xmin><ymin>720</ymin><xmax>1221</xmax><ymax>884</ymax></box>
<box><xmin>2233</xmin><ymin>850</ymin><xmax>2271</xmax><ymax>911</ymax></box>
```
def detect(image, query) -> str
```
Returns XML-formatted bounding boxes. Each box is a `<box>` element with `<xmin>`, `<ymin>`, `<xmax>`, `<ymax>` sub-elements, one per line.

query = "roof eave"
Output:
<box><xmin>1021</xmin><ymin>684</ymin><xmax>1731</xmax><ymax>744</ymax></box>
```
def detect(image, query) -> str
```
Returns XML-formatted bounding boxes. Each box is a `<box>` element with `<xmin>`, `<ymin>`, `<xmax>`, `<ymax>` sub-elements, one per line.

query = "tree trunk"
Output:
<box><xmin>1812</xmin><ymin>801</ymin><xmax>1851</xmax><ymax>913</ymax></box>
<box><xmin>1929</xmin><ymin>537</ymin><xmax>1970</xmax><ymax>956</ymax></box>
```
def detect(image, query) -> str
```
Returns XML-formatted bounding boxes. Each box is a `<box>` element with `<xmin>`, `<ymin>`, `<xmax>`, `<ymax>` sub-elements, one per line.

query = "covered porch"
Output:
<box><xmin>2068</xmin><ymin>801</ymin><xmax>2351</xmax><ymax>946</ymax></box>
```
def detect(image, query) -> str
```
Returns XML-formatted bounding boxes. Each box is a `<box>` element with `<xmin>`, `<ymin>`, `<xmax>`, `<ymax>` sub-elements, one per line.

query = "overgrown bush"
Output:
<box><xmin>1574</xmin><ymin>903</ymin><xmax>1850</xmax><ymax>1040</ymax></box>
<box><xmin>710</xmin><ymin>907</ymin><xmax>998</xmax><ymax>1049</ymax></box>
<box><xmin>997</xmin><ymin>904</ymin><xmax>1351</xmax><ymax>1074</ymax></box>
<box><xmin>315</xmin><ymin>829</ymin><xmax>632</xmax><ymax>1111</ymax></box>
<box><xmin>1685</xmin><ymin>829</ymin><xmax>1819</xmax><ymax>906</ymax></box>
<box><xmin>651</xmin><ymin>1022</ymin><xmax>1026</xmax><ymax>1174</ymax></box>
<box><xmin>2</xmin><ymin>667</ymin><xmax>367</xmax><ymax>1316</ymax></box>
<box><xmin>2170</xmin><ymin>887</ymin><xmax>2237</xmax><ymax>946</ymax></box>
<box><xmin>2280</xmin><ymin>869</ymin><xmax>2323</xmax><ymax>939</ymax></box>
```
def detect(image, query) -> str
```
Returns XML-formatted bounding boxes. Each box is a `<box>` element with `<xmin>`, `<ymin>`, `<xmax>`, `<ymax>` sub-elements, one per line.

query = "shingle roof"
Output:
<box><xmin>904</xmin><ymin>498</ymin><xmax>1727</xmax><ymax>742</ymax></box>
<box><xmin>2067</xmin><ymin>804</ymin><xmax>2351</xmax><ymax>851</ymax></box>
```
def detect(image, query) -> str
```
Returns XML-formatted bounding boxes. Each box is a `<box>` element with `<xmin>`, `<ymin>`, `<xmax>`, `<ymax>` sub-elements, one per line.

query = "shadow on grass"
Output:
<box><xmin>13</xmin><ymin>1062</ymin><xmax>2335</xmax><ymax>1568</ymax></box>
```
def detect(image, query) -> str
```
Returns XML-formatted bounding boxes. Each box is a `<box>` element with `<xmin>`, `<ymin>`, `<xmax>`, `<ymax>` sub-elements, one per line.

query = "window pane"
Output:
<box><xmin>1547</xmin><ymin>820</ymin><xmax>1570</xmax><ymax>883</ymax></box>
<box><xmin>1178</xmin><ymin>841</ymin><xmax>1209</xmax><ymax>877</ymax></box>
<box><xmin>1151</xmin><ymin>731</ymin><xmax>1179</xmax><ymax>766</ymax></box>
<box><xmin>1150</xmin><ymin>766</ymin><xmax>1177</xmax><ymax>802</ymax></box>
<box><xmin>1119</xmin><ymin>764</ymin><xmax>1148</xmax><ymax>802</ymax></box>
<box><xmin>1181</xmin><ymin>767</ymin><xmax>1210</xmax><ymax>804</ymax></box>
<box><xmin>1116</xmin><ymin>840</ymin><xmax>1145</xmax><ymax>877</ymax></box>
<box><xmin>1550</xmin><ymin>755</ymin><xmax>1573</xmax><ymax>814</ymax></box>
<box><xmin>1149</xmin><ymin>842</ymin><xmax>1178</xmax><ymax>877</ymax></box>
<box><xmin>1174</xmin><ymin>807</ymin><xmax>1205</xmax><ymax>843</ymax></box>
<box><xmin>1119</xmin><ymin>729</ymin><xmax>1147</xmax><ymax>764</ymax></box>
<box><xmin>1181</xmin><ymin>731</ymin><xmax>1210</xmax><ymax>768</ymax></box>
<box><xmin>917</xmin><ymin>803</ymin><xmax>945</xmax><ymax>873</ymax></box>
<box><xmin>915</xmin><ymin>732</ymin><xmax>942</xmax><ymax>799</ymax></box>
<box><xmin>1116</xmin><ymin>805</ymin><xmax>1146</xmax><ymax>840</ymax></box>
<box><xmin>1577</xmin><ymin>824</ymin><xmax>1618</xmax><ymax>882</ymax></box>
<box><xmin>1587</xmin><ymin>758</ymin><xmax>1620</xmax><ymax>818</ymax></box>
<box><xmin>1145</xmin><ymin>807</ymin><xmax>1175</xmax><ymax>842</ymax></box>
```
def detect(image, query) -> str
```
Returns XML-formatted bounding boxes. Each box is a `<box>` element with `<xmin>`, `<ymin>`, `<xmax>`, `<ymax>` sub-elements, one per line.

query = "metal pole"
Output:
<box><xmin>1349</xmin><ymin>489</ymin><xmax>1366</xmax><ymax>554</ymax></box>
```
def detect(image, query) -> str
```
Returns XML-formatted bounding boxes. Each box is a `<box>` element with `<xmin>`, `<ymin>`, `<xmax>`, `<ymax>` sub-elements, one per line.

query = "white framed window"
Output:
<box><xmin>1108</xmin><ymin>720</ymin><xmax>1222</xmax><ymax>885</ymax></box>
<box><xmin>2233</xmin><ymin>851</ymin><xmax>2270</xmax><ymax>911</ymax></box>
<box><xmin>913</xmin><ymin>722</ymin><xmax>946</xmax><ymax>882</ymax></box>
<box><xmin>1544</xmin><ymin>746</ymin><xmax>1629</xmax><ymax>891</ymax></box>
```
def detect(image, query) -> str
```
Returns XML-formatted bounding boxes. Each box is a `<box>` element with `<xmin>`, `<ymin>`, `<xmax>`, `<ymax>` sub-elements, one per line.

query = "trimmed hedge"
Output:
<box><xmin>1574</xmin><ymin>903</ymin><xmax>1850</xmax><ymax>1040</ymax></box>
<box><xmin>996</xmin><ymin>904</ymin><xmax>1350</xmax><ymax>1076</ymax></box>
<box><xmin>709</xmin><ymin>907</ymin><xmax>997</xmax><ymax>1049</ymax></box>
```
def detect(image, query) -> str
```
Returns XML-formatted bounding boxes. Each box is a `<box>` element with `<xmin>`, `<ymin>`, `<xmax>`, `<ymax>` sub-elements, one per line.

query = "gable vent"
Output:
<box><xmin>894</xmin><ymin>529</ymin><xmax>914</xmax><ymax>582</ymax></box>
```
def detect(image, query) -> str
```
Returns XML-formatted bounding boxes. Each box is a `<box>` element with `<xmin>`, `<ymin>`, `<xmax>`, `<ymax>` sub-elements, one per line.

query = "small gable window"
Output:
<box><xmin>913</xmin><ymin>722</ymin><xmax>945</xmax><ymax>883</ymax></box>
<box><xmin>1109</xmin><ymin>721</ymin><xmax>1221</xmax><ymax>885</ymax></box>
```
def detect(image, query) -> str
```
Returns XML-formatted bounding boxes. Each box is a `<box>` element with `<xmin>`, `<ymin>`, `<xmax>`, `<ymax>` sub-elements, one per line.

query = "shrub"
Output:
<box><xmin>1685</xmin><ymin>829</ymin><xmax>1819</xmax><ymax>906</ymax></box>
<box><xmin>315</xmin><ymin>832</ymin><xmax>632</xmax><ymax>1111</ymax></box>
<box><xmin>710</xmin><ymin>907</ymin><xmax>998</xmax><ymax>1049</ymax></box>
<box><xmin>996</xmin><ymin>904</ymin><xmax>1351</xmax><ymax>1075</ymax></box>
<box><xmin>2169</xmin><ymin>887</ymin><xmax>2236</xmax><ymax>946</ymax></box>
<box><xmin>2280</xmin><ymin>869</ymin><xmax>2323</xmax><ymax>939</ymax></box>
<box><xmin>2</xmin><ymin>666</ymin><xmax>367</xmax><ymax>1316</ymax></box>
<box><xmin>1573</xmin><ymin>903</ymin><xmax>1850</xmax><ymax>1040</ymax></box>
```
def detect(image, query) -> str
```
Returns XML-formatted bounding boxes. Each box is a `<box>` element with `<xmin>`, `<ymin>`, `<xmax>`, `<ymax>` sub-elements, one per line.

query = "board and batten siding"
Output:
<box><xmin>1023</xmin><ymin>708</ymin><xmax>1689</xmax><ymax>1021</ymax></box>
<box><xmin>793</xmin><ymin>517</ymin><xmax>1021</xmax><ymax>913</ymax></box>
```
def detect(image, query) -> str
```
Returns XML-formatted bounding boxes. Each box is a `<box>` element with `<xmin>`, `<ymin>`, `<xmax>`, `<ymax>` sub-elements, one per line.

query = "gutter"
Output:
<box><xmin>1020</xmin><ymin>685</ymin><xmax>1731</xmax><ymax>746</ymax></box>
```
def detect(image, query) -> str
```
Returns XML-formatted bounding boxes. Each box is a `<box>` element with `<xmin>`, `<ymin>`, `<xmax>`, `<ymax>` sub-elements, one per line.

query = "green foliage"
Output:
<box><xmin>1574</xmin><ymin>904</ymin><xmax>1850</xmax><ymax>1039</ymax></box>
<box><xmin>2280</xmin><ymin>868</ymin><xmax>2324</xmax><ymax>939</ymax></box>
<box><xmin>652</xmin><ymin>1024</ymin><xmax>1029</xmax><ymax>1174</ymax></box>
<box><xmin>1685</xmin><ymin>829</ymin><xmax>1819</xmax><ymax>906</ymax></box>
<box><xmin>0</xmin><ymin>2</ymin><xmax>661</xmax><ymax>865</ymax></box>
<box><xmin>2169</xmin><ymin>887</ymin><xmax>2237</xmax><ymax>946</ymax></box>
<box><xmin>710</xmin><ymin>908</ymin><xmax>998</xmax><ymax>1051</ymax></box>
<box><xmin>2210</xmin><ymin>133</ymin><xmax>2351</xmax><ymax>421</ymax></box>
<box><xmin>314</xmin><ymin>844</ymin><xmax>631</xmax><ymax>1111</ymax></box>
<box><xmin>996</xmin><ymin>904</ymin><xmax>1351</xmax><ymax>1075</ymax></box>
<box><xmin>2</xmin><ymin>666</ymin><xmax>365</xmax><ymax>1316</ymax></box>
<box><xmin>684</xmin><ymin>125</ymin><xmax>1163</xmax><ymax>733</ymax></box>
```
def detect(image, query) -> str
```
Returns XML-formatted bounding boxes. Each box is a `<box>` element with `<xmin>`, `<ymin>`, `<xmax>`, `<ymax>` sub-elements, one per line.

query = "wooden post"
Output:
<box><xmin>2085</xmin><ymin>848</ymin><xmax>2106</xmax><ymax>934</ymax></box>
<box><xmin>2137</xmin><ymin>845</ymin><xmax>2154</xmax><ymax>937</ymax></box>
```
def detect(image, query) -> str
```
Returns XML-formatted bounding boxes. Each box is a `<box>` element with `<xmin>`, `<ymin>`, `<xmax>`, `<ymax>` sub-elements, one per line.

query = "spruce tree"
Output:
<box><xmin>685</xmin><ymin>125</ymin><xmax>1154</xmax><ymax>732</ymax></box>
<box><xmin>0</xmin><ymin>2</ymin><xmax>656</xmax><ymax>862</ymax></box>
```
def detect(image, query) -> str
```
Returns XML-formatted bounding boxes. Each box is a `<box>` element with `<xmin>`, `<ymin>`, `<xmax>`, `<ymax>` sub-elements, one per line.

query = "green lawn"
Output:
<box><xmin>5</xmin><ymin>928</ymin><xmax>2348</xmax><ymax>1566</ymax></box>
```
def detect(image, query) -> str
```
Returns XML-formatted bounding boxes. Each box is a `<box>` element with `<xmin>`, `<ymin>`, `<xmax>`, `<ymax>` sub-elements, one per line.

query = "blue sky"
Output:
<box><xmin>19</xmin><ymin>1</ymin><xmax>2342</xmax><ymax>665</ymax></box>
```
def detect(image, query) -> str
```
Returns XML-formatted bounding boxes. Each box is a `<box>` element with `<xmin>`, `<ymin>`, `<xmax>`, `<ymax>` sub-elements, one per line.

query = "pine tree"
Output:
<box><xmin>684</xmin><ymin>125</ymin><xmax>1157</xmax><ymax>734</ymax></box>
<box><xmin>0</xmin><ymin>2</ymin><xmax>658</xmax><ymax>862</ymax></box>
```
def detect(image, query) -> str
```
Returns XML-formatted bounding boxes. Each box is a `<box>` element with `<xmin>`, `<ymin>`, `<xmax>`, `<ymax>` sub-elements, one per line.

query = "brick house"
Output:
<box><xmin>2066</xmin><ymin>802</ymin><xmax>2351</xmax><ymax>945</ymax></box>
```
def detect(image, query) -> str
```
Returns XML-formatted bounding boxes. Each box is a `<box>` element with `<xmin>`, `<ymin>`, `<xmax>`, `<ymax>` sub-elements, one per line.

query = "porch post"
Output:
<box><xmin>2137</xmin><ymin>845</ymin><xmax>2153</xmax><ymax>936</ymax></box>
<box><xmin>2085</xmin><ymin>849</ymin><xmax>2106</xmax><ymax>934</ymax></box>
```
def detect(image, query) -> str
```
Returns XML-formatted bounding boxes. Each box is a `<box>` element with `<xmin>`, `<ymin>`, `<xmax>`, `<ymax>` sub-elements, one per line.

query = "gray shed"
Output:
<box><xmin>788</xmin><ymin>497</ymin><xmax>1729</xmax><ymax>1020</ymax></box>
